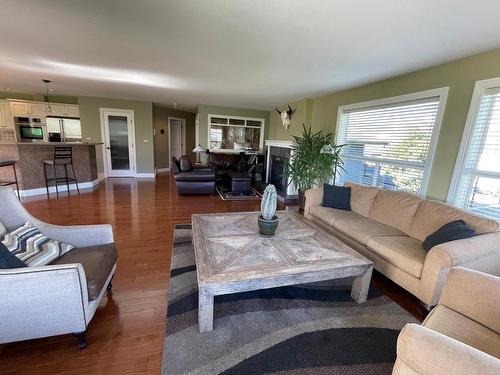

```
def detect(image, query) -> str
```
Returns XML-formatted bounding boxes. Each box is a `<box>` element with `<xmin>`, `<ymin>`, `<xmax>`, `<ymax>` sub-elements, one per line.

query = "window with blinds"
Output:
<box><xmin>336</xmin><ymin>89</ymin><xmax>447</xmax><ymax>195</ymax></box>
<box><xmin>449</xmin><ymin>80</ymin><xmax>500</xmax><ymax>220</ymax></box>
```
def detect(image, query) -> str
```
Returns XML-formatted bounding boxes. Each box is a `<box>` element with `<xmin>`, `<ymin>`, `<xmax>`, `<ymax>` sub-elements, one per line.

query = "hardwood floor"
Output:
<box><xmin>0</xmin><ymin>174</ymin><xmax>426</xmax><ymax>374</ymax></box>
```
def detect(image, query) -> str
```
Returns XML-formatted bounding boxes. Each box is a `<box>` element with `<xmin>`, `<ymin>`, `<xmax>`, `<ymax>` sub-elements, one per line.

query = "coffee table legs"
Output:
<box><xmin>351</xmin><ymin>265</ymin><xmax>373</xmax><ymax>303</ymax></box>
<box><xmin>198</xmin><ymin>266</ymin><xmax>373</xmax><ymax>333</ymax></box>
<box><xmin>198</xmin><ymin>287</ymin><xmax>214</xmax><ymax>333</ymax></box>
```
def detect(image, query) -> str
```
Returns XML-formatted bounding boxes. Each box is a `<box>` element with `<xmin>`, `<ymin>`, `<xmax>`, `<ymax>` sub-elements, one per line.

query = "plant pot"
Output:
<box><xmin>258</xmin><ymin>214</ymin><xmax>279</xmax><ymax>236</ymax></box>
<box><xmin>298</xmin><ymin>189</ymin><xmax>306</xmax><ymax>210</ymax></box>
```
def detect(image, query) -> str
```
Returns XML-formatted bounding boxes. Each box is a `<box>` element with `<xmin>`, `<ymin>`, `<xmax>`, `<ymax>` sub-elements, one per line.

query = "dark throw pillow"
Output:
<box><xmin>179</xmin><ymin>155</ymin><xmax>193</xmax><ymax>172</ymax></box>
<box><xmin>171</xmin><ymin>157</ymin><xmax>181</xmax><ymax>174</ymax></box>
<box><xmin>322</xmin><ymin>184</ymin><xmax>351</xmax><ymax>211</ymax></box>
<box><xmin>423</xmin><ymin>220</ymin><xmax>476</xmax><ymax>251</ymax></box>
<box><xmin>0</xmin><ymin>242</ymin><xmax>27</xmax><ymax>269</ymax></box>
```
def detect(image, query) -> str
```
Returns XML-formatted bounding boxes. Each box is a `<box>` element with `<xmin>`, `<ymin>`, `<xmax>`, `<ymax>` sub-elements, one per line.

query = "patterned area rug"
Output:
<box><xmin>216</xmin><ymin>186</ymin><xmax>262</xmax><ymax>200</ymax></box>
<box><xmin>162</xmin><ymin>224</ymin><xmax>417</xmax><ymax>375</ymax></box>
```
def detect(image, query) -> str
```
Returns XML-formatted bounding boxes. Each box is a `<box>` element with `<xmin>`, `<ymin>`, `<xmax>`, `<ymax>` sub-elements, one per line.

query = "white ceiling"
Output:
<box><xmin>1</xmin><ymin>0</ymin><xmax>500</xmax><ymax>112</ymax></box>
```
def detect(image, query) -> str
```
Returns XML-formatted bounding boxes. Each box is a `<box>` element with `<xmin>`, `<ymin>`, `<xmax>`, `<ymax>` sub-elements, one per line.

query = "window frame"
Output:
<box><xmin>335</xmin><ymin>87</ymin><xmax>449</xmax><ymax>196</ymax></box>
<box><xmin>447</xmin><ymin>77</ymin><xmax>500</xmax><ymax>211</ymax></box>
<box><xmin>207</xmin><ymin>114</ymin><xmax>265</xmax><ymax>153</ymax></box>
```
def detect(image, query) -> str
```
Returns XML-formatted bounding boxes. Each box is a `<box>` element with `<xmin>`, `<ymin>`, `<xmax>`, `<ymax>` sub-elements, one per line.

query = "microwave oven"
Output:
<box><xmin>14</xmin><ymin>116</ymin><xmax>47</xmax><ymax>142</ymax></box>
<box><xmin>16</xmin><ymin>124</ymin><xmax>47</xmax><ymax>142</ymax></box>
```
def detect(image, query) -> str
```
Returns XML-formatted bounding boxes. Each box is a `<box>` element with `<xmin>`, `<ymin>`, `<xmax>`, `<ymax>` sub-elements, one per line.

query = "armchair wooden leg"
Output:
<box><xmin>73</xmin><ymin>331</ymin><xmax>87</xmax><ymax>350</ymax></box>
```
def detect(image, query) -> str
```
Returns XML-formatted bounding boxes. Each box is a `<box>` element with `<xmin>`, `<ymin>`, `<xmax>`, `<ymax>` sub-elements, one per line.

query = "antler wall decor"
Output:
<box><xmin>275</xmin><ymin>105</ymin><xmax>294</xmax><ymax>130</ymax></box>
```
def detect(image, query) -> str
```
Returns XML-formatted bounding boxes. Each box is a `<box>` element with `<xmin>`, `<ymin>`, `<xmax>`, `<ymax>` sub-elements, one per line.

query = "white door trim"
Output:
<box><xmin>168</xmin><ymin>117</ymin><xmax>186</xmax><ymax>163</ymax></box>
<box><xmin>99</xmin><ymin>108</ymin><xmax>137</xmax><ymax>177</ymax></box>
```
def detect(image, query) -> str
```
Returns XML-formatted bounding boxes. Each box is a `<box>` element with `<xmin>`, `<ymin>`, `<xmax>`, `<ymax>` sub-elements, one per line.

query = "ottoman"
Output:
<box><xmin>226</xmin><ymin>172</ymin><xmax>251</xmax><ymax>194</ymax></box>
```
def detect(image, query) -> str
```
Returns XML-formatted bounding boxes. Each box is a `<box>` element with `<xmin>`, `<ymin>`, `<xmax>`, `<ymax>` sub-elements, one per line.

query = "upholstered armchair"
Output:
<box><xmin>392</xmin><ymin>267</ymin><xmax>500</xmax><ymax>374</ymax></box>
<box><xmin>0</xmin><ymin>187</ymin><xmax>118</xmax><ymax>349</ymax></box>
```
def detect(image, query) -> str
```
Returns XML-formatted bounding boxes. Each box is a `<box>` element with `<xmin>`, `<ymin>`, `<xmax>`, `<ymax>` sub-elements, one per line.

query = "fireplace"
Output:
<box><xmin>265</xmin><ymin>140</ymin><xmax>297</xmax><ymax>201</ymax></box>
<box><xmin>270</xmin><ymin>155</ymin><xmax>287</xmax><ymax>195</ymax></box>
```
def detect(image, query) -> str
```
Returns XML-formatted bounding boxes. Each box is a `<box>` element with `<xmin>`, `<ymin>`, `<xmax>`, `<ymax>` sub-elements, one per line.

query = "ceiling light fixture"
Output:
<box><xmin>172</xmin><ymin>103</ymin><xmax>178</xmax><ymax>108</ymax></box>
<box><xmin>42</xmin><ymin>79</ymin><xmax>54</xmax><ymax>114</ymax></box>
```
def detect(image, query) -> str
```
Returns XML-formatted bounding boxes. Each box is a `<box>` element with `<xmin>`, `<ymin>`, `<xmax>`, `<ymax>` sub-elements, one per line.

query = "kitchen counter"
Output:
<box><xmin>0</xmin><ymin>142</ymin><xmax>101</xmax><ymax>196</ymax></box>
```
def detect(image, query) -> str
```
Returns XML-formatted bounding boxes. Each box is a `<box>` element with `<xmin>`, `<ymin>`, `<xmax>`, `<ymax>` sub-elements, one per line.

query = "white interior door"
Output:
<box><xmin>101</xmin><ymin>109</ymin><xmax>136</xmax><ymax>177</ymax></box>
<box><xmin>169</xmin><ymin>118</ymin><xmax>185</xmax><ymax>160</ymax></box>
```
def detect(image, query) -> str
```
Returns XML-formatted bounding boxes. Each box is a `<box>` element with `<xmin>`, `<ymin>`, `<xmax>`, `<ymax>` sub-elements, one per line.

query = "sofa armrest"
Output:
<box><xmin>419</xmin><ymin>232</ymin><xmax>500</xmax><ymax>306</ymax></box>
<box><xmin>30</xmin><ymin>220</ymin><xmax>114</xmax><ymax>248</ymax></box>
<box><xmin>0</xmin><ymin>264</ymin><xmax>89</xmax><ymax>343</ymax></box>
<box><xmin>438</xmin><ymin>267</ymin><xmax>500</xmax><ymax>333</ymax></box>
<box><xmin>393</xmin><ymin>324</ymin><xmax>500</xmax><ymax>375</ymax></box>
<box><xmin>304</xmin><ymin>187</ymin><xmax>324</xmax><ymax>219</ymax></box>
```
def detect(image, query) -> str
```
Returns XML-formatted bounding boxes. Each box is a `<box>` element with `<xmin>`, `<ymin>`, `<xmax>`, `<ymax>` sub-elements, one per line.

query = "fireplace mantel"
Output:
<box><xmin>265</xmin><ymin>139</ymin><xmax>298</xmax><ymax>201</ymax></box>
<box><xmin>264</xmin><ymin>140</ymin><xmax>296</xmax><ymax>149</ymax></box>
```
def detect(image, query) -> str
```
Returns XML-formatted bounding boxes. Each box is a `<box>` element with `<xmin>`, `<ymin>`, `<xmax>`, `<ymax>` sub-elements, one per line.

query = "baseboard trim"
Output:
<box><xmin>156</xmin><ymin>167</ymin><xmax>171</xmax><ymax>173</ymax></box>
<box><xmin>135</xmin><ymin>173</ymin><xmax>156</xmax><ymax>178</ymax></box>
<box><xmin>18</xmin><ymin>179</ymin><xmax>100</xmax><ymax>197</ymax></box>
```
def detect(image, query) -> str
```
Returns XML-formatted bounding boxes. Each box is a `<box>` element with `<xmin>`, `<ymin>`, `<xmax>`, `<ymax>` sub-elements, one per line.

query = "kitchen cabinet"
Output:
<box><xmin>8</xmin><ymin>100</ymin><xmax>79</xmax><ymax>118</ymax></box>
<box><xmin>9</xmin><ymin>101</ymin><xmax>46</xmax><ymax>117</ymax></box>
<box><xmin>49</xmin><ymin>104</ymin><xmax>80</xmax><ymax>117</ymax></box>
<box><xmin>0</xmin><ymin>100</ymin><xmax>14</xmax><ymax>128</ymax></box>
<box><xmin>10</xmin><ymin>101</ymin><xmax>32</xmax><ymax>116</ymax></box>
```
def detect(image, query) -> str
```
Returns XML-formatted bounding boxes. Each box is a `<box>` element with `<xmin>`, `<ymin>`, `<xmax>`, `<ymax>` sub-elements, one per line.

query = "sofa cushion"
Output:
<box><xmin>171</xmin><ymin>157</ymin><xmax>181</xmax><ymax>174</ymax></box>
<box><xmin>51</xmin><ymin>243</ymin><xmax>118</xmax><ymax>301</ymax></box>
<box><xmin>368</xmin><ymin>190</ymin><xmax>422</xmax><ymax>235</ymax></box>
<box><xmin>334</xmin><ymin>216</ymin><xmax>405</xmax><ymax>246</ymax></box>
<box><xmin>179</xmin><ymin>155</ymin><xmax>193</xmax><ymax>172</ymax></box>
<box><xmin>345</xmin><ymin>182</ymin><xmax>380</xmax><ymax>217</ymax></box>
<box><xmin>309</xmin><ymin>205</ymin><xmax>364</xmax><ymax>227</ymax></box>
<box><xmin>174</xmin><ymin>171</ymin><xmax>215</xmax><ymax>182</ymax></box>
<box><xmin>424</xmin><ymin>305</ymin><xmax>500</xmax><ymax>359</ymax></box>
<box><xmin>367</xmin><ymin>235</ymin><xmax>426</xmax><ymax>278</ymax></box>
<box><xmin>322</xmin><ymin>184</ymin><xmax>351</xmax><ymax>211</ymax></box>
<box><xmin>410</xmin><ymin>200</ymin><xmax>499</xmax><ymax>241</ymax></box>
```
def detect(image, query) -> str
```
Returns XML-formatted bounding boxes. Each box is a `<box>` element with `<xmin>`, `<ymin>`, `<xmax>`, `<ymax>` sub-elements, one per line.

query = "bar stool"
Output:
<box><xmin>0</xmin><ymin>160</ymin><xmax>19</xmax><ymax>199</ymax></box>
<box><xmin>43</xmin><ymin>147</ymin><xmax>80</xmax><ymax>197</ymax></box>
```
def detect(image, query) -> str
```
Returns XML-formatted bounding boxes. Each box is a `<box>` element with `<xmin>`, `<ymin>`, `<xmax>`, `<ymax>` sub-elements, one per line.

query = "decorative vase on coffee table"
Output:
<box><xmin>258</xmin><ymin>184</ymin><xmax>278</xmax><ymax>236</ymax></box>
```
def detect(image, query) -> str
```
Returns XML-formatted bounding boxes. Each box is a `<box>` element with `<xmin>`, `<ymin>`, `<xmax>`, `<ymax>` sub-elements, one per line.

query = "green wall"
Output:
<box><xmin>78</xmin><ymin>96</ymin><xmax>154</xmax><ymax>174</ymax></box>
<box><xmin>267</xmin><ymin>98</ymin><xmax>314</xmax><ymax>140</ymax></box>
<box><xmin>268</xmin><ymin>48</ymin><xmax>500</xmax><ymax>201</ymax></box>
<box><xmin>197</xmin><ymin>104</ymin><xmax>270</xmax><ymax>162</ymax></box>
<box><xmin>153</xmin><ymin>106</ymin><xmax>196</xmax><ymax>169</ymax></box>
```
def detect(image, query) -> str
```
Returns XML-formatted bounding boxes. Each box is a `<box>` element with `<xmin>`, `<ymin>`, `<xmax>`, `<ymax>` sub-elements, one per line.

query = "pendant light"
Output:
<box><xmin>320</xmin><ymin>131</ymin><xmax>335</xmax><ymax>154</ymax></box>
<box><xmin>43</xmin><ymin>79</ymin><xmax>55</xmax><ymax>114</ymax></box>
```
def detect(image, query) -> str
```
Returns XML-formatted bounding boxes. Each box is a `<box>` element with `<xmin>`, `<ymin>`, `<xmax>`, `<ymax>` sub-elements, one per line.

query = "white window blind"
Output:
<box><xmin>336</xmin><ymin>92</ymin><xmax>446</xmax><ymax>195</ymax></box>
<box><xmin>450</xmin><ymin>84</ymin><xmax>500</xmax><ymax>220</ymax></box>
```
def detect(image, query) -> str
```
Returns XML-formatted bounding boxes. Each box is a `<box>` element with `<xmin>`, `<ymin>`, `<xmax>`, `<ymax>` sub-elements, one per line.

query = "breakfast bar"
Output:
<box><xmin>0</xmin><ymin>142</ymin><xmax>101</xmax><ymax>196</ymax></box>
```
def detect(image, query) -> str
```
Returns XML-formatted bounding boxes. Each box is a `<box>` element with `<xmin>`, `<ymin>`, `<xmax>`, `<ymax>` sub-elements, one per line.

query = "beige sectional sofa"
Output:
<box><xmin>392</xmin><ymin>267</ymin><xmax>500</xmax><ymax>374</ymax></box>
<box><xmin>304</xmin><ymin>182</ymin><xmax>500</xmax><ymax>306</ymax></box>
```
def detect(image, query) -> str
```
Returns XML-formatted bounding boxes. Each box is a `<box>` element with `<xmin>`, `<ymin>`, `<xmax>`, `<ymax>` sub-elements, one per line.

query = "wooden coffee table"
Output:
<box><xmin>191</xmin><ymin>211</ymin><xmax>374</xmax><ymax>332</ymax></box>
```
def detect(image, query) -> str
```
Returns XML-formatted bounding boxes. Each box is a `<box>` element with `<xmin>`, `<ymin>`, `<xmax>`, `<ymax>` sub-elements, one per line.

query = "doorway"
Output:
<box><xmin>168</xmin><ymin>117</ymin><xmax>186</xmax><ymax>162</ymax></box>
<box><xmin>100</xmin><ymin>108</ymin><xmax>136</xmax><ymax>177</ymax></box>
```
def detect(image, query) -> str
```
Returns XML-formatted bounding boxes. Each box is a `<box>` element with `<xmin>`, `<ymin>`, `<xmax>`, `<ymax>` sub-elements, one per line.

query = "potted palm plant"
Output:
<box><xmin>285</xmin><ymin>124</ymin><xmax>345</xmax><ymax>209</ymax></box>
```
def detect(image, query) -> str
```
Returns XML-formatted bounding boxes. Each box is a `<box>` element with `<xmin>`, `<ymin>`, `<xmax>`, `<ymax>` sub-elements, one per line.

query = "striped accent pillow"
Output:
<box><xmin>1</xmin><ymin>221</ymin><xmax>75</xmax><ymax>267</ymax></box>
